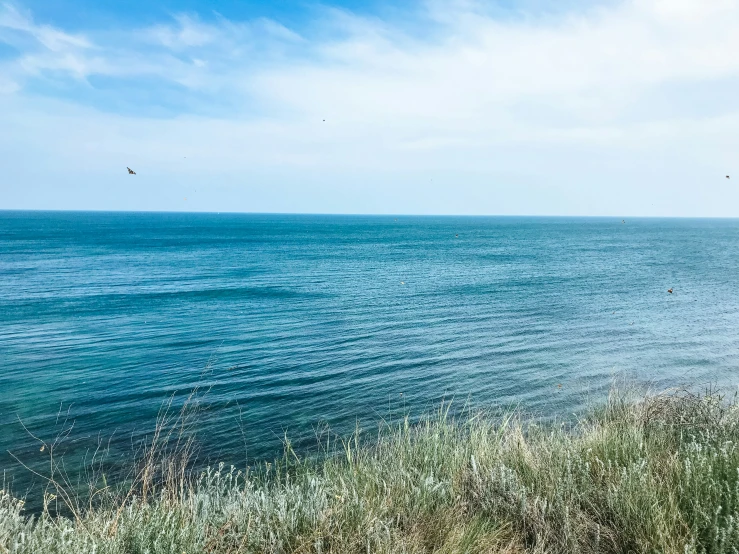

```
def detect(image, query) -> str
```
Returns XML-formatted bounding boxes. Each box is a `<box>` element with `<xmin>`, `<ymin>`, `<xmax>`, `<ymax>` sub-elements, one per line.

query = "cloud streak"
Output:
<box><xmin>0</xmin><ymin>0</ymin><xmax>738</xmax><ymax>215</ymax></box>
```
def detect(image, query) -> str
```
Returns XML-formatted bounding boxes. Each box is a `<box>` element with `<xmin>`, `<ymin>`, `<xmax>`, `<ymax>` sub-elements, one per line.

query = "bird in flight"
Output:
<box><xmin>127</xmin><ymin>167</ymin><xmax>136</xmax><ymax>175</ymax></box>
<box><xmin>727</xmin><ymin>175</ymin><xmax>731</xmax><ymax>179</ymax></box>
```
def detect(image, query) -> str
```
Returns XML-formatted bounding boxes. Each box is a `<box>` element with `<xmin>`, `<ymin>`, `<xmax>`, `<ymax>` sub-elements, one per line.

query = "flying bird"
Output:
<box><xmin>668</xmin><ymin>288</ymin><xmax>673</xmax><ymax>294</ymax></box>
<box><xmin>727</xmin><ymin>175</ymin><xmax>731</xmax><ymax>179</ymax></box>
<box><xmin>127</xmin><ymin>167</ymin><xmax>136</xmax><ymax>175</ymax></box>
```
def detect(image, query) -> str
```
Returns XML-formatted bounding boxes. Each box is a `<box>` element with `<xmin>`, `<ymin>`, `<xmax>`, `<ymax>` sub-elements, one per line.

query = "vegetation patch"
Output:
<box><xmin>3</xmin><ymin>388</ymin><xmax>739</xmax><ymax>553</ymax></box>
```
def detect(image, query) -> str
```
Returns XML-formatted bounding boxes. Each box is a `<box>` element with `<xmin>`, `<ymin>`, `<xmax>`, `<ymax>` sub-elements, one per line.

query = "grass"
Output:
<box><xmin>4</xmin><ymin>387</ymin><xmax>739</xmax><ymax>553</ymax></box>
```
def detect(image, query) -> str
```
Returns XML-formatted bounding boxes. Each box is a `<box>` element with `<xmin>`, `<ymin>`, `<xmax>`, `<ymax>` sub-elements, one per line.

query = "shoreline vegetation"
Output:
<box><xmin>4</xmin><ymin>387</ymin><xmax>739</xmax><ymax>553</ymax></box>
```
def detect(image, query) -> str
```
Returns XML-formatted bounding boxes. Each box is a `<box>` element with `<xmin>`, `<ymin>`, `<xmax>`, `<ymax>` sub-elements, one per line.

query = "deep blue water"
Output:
<box><xmin>2</xmin><ymin>211</ymin><xmax>739</xmax><ymax>497</ymax></box>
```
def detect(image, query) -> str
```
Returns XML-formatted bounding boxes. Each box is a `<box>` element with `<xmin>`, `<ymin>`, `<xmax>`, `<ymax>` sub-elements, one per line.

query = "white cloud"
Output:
<box><xmin>145</xmin><ymin>14</ymin><xmax>218</xmax><ymax>50</ymax></box>
<box><xmin>0</xmin><ymin>3</ymin><xmax>91</xmax><ymax>50</ymax></box>
<box><xmin>0</xmin><ymin>0</ymin><xmax>738</xmax><ymax>215</ymax></box>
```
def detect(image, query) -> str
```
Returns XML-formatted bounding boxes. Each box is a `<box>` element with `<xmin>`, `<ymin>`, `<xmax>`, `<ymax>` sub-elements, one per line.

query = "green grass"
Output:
<box><xmin>4</xmin><ymin>387</ymin><xmax>739</xmax><ymax>553</ymax></box>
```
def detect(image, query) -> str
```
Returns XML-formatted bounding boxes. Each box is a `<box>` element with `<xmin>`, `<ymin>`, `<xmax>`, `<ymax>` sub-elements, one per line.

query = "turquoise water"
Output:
<box><xmin>2</xmin><ymin>211</ymin><xmax>739</xmax><ymax>497</ymax></box>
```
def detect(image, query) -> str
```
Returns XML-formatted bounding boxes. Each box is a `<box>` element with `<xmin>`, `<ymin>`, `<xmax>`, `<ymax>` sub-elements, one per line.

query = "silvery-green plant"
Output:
<box><xmin>3</xmin><ymin>389</ymin><xmax>739</xmax><ymax>553</ymax></box>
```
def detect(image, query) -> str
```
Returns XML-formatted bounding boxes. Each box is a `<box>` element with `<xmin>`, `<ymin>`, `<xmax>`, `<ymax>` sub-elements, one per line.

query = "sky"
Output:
<box><xmin>0</xmin><ymin>0</ymin><xmax>737</xmax><ymax>216</ymax></box>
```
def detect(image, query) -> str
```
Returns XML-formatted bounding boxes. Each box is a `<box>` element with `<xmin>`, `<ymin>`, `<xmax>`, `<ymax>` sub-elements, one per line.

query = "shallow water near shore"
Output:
<box><xmin>2</xmin><ymin>212</ymin><xmax>739</xmax><ymax>497</ymax></box>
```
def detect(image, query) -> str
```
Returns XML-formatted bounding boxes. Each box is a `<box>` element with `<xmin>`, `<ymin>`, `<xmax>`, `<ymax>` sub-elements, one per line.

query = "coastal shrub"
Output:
<box><xmin>3</xmin><ymin>389</ymin><xmax>739</xmax><ymax>553</ymax></box>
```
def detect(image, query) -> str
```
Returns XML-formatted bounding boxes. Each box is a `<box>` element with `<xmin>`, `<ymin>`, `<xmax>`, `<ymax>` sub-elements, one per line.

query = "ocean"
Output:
<box><xmin>2</xmin><ymin>211</ymin><xmax>739</xmax><ymax>498</ymax></box>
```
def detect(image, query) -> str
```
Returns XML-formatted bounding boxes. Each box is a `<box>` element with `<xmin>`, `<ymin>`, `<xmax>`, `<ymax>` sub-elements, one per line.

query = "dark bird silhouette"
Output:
<box><xmin>727</xmin><ymin>175</ymin><xmax>731</xmax><ymax>179</ymax></box>
<box><xmin>127</xmin><ymin>167</ymin><xmax>136</xmax><ymax>175</ymax></box>
<box><xmin>668</xmin><ymin>288</ymin><xmax>673</xmax><ymax>294</ymax></box>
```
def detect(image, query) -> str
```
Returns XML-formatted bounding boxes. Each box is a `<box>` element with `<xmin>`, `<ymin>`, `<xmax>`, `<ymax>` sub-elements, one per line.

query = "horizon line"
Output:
<box><xmin>2</xmin><ymin>209</ymin><xmax>739</xmax><ymax>220</ymax></box>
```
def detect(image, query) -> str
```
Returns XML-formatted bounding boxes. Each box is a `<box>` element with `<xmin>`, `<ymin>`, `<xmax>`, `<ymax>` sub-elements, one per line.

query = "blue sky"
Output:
<box><xmin>1</xmin><ymin>0</ymin><xmax>738</xmax><ymax>215</ymax></box>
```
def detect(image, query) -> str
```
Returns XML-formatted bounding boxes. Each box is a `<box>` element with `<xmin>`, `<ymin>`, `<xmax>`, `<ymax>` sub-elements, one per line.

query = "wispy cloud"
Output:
<box><xmin>145</xmin><ymin>14</ymin><xmax>219</xmax><ymax>50</ymax></box>
<box><xmin>0</xmin><ymin>3</ymin><xmax>91</xmax><ymax>50</ymax></box>
<box><xmin>0</xmin><ymin>0</ymin><xmax>738</xmax><ymax>215</ymax></box>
